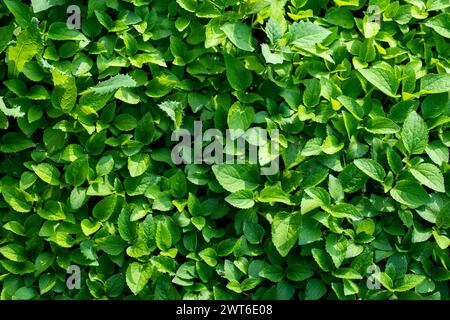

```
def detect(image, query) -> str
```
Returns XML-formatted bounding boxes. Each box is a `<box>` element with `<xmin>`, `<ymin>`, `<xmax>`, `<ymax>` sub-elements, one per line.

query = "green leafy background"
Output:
<box><xmin>0</xmin><ymin>0</ymin><xmax>449</xmax><ymax>300</ymax></box>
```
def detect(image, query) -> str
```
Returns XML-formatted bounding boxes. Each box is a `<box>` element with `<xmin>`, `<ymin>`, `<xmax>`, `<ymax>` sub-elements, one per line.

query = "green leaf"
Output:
<box><xmin>259</xmin><ymin>182</ymin><xmax>292</xmax><ymax>204</ymax></box>
<box><xmin>81</xmin><ymin>219</ymin><xmax>101</xmax><ymax>236</ymax></box>
<box><xmin>128</xmin><ymin>153</ymin><xmax>150</xmax><ymax>178</ymax></box>
<box><xmin>305</xmin><ymin>279</ymin><xmax>327</xmax><ymax>300</ymax></box>
<box><xmin>363</xmin><ymin>15</ymin><xmax>380</xmax><ymax>38</ymax></box>
<box><xmin>0</xmin><ymin>244</ymin><xmax>28</xmax><ymax>262</ymax></box>
<box><xmin>48</xmin><ymin>232</ymin><xmax>75</xmax><ymax>248</ymax></box>
<box><xmin>394</xmin><ymin>274</ymin><xmax>426</xmax><ymax>292</ymax></box>
<box><xmin>118</xmin><ymin>209</ymin><xmax>136</xmax><ymax>243</ymax></box>
<box><xmin>3</xmin><ymin>0</ymin><xmax>33</xmax><ymax>29</ymax></box>
<box><xmin>3</xmin><ymin>221</ymin><xmax>26</xmax><ymax>236</ymax></box>
<box><xmin>50</xmin><ymin>68</ymin><xmax>77</xmax><ymax>113</ymax></box>
<box><xmin>225</xmin><ymin>190</ymin><xmax>255</xmax><ymax>209</ymax></box>
<box><xmin>0</xmin><ymin>0</ymin><xmax>447</xmax><ymax>301</ymax></box>
<box><xmin>425</xmin><ymin>141</ymin><xmax>449</xmax><ymax>166</ymax></box>
<box><xmin>47</xmin><ymin>22</ymin><xmax>89</xmax><ymax>41</ymax></box>
<box><xmin>311</xmin><ymin>248</ymin><xmax>333</xmax><ymax>272</ymax></box>
<box><xmin>146</xmin><ymin>73</ymin><xmax>178</xmax><ymax>98</ymax></box>
<box><xmin>289</xmin><ymin>21</ymin><xmax>332</xmax><ymax>47</ymax></box>
<box><xmin>419</xmin><ymin>73</ymin><xmax>450</xmax><ymax>94</ymax></box>
<box><xmin>265</xmin><ymin>16</ymin><xmax>286</xmax><ymax>44</ymax></box>
<box><xmin>220</xmin><ymin>22</ymin><xmax>254</xmax><ymax>52</ymax></box>
<box><xmin>421</xmin><ymin>93</ymin><xmax>449</xmax><ymax>119</ymax></box>
<box><xmin>199</xmin><ymin>248</ymin><xmax>217</xmax><ymax>267</ymax></box>
<box><xmin>157</xmin><ymin>101</ymin><xmax>184</xmax><ymax>129</ymax></box>
<box><xmin>303</xmin><ymin>78</ymin><xmax>321</xmax><ymax>107</ymax></box>
<box><xmin>390</xmin><ymin>180</ymin><xmax>430</xmax><ymax>209</ymax></box>
<box><xmin>0</xmin><ymin>96</ymin><xmax>25</xmax><ymax>118</ymax></box>
<box><xmin>176</xmin><ymin>0</ymin><xmax>197</xmax><ymax>12</ymax></box>
<box><xmin>337</xmin><ymin>96</ymin><xmax>365</xmax><ymax>120</ymax></box>
<box><xmin>7</xmin><ymin>18</ymin><xmax>43</xmax><ymax>78</ymax></box>
<box><xmin>436</xmin><ymin>203</ymin><xmax>450</xmax><ymax>229</ymax></box>
<box><xmin>332</xmin><ymin>268</ymin><xmax>362</xmax><ymax>280</ymax></box>
<box><xmin>286</xmin><ymin>261</ymin><xmax>314</xmax><ymax>281</ymax></box>
<box><xmin>261</xmin><ymin>43</ymin><xmax>284</xmax><ymax>64</ymax></box>
<box><xmin>12</xmin><ymin>287</ymin><xmax>37</xmax><ymax>300</ymax></box>
<box><xmin>227</xmin><ymin>102</ymin><xmax>254</xmax><ymax>132</ymax></box>
<box><xmin>424</xmin><ymin>13</ymin><xmax>450</xmax><ymax>38</ymax></box>
<box><xmin>410</xmin><ymin>163</ymin><xmax>445</xmax><ymax>193</ymax></box>
<box><xmin>365</xmin><ymin>117</ymin><xmax>400</xmax><ymax>134</ymax></box>
<box><xmin>298</xmin><ymin>218</ymin><xmax>322</xmax><ymax>245</ymax></box>
<box><xmin>0</xmin><ymin>24</ymin><xmax>14</xmax><ymax>54</ymax></box>
<box><xmin>135</xmin><ymin>112</ymin><xmax>155</xmax><ymax>144</ymax></box>
<box><xmin>303</xmin><ymin>187</ymin><xmax>331</xmax><ymax>212</ymax></box>
<box><xmin>83</xmin><ymin>74</ymin><xmax>137</xmax><ymax>95</ymax></box>
<box><xmin>169</xmin><ymin>170</ymin><xmax>187</xmax><ymax>199</ymax></box>
<box><xmin>96</xmin><ymin>155</ymin><xmax>114</xmax><ymax>176</ymax></box>
<box><xmin>401</xmin><ymin>111</ymin><xmax>428</xmax><ymax>155</ymax></box>
<box><xmin>126</xmin><ymin>262</ymin><xmax>152</xmax><ymax>295</ymax></box>
<box><xmin>259</xmin><ymin>265</ymin><xmax>285</xmax><ymax>282</ymax></box>
<box><xmin>374</xmin><ymin>272</ymin><xmax>394</xmax><ymax>291</ymax></box>
<box><xmin>224</xmin><ymin>54</ymin><xmax>252</xmax><ymax>92</ymax></box>
<box><xmin>333</xmin><ymin>0</ymin><xmax>359</xmax><ymax>6</ymax></box>
<box><xmin>331</xmin><ymin>203</ymin><xmax>363</xmax><ymax>220</ymax></box>
<box><xmin>1</xmin><ymin>183</ymin><xmax>33</xmax><ymax>213</ymax></box>
<box><xmin>64</xmin><ymin>156</ymin><xmax>89</xmax><ymax>186</ymax></box>
<box><xmin>426</xmin><ymin>0</ymin><xmax>450</xmax><ymax>10</ymax></box>
<box><xmin>0</xmin><ymin>132</ymin><xmax>35</xmax><ymax>153</ymax></box>
<box><xmin>433</xmin><ymin>231</ymin><xmax>450</xmax><ymax>249</ymax></box>
<box><xmin>324</xmin><ymin>7</ymin><xmax>354</xmax><ymax>29</ymax></box>
<box><xmin>325</xmin><ymin>234</ymin><xmax>347</xmax><ymax>268</ymax></box>
<box><xmin>93</xmin><ymin>195</ymin><xmax>121</xmax><ymax>222</ymax></box>
<box><xmin>243</xmin><ymin>222</ymin><xmax>265</xmax><ymax>244</ymax></box>
<box><xmin>97</xmin><ymin>235</ymin><xmax>126</xmax><ymax>255</ymax></box>
<box><xmin>271</xmin><ymin>212</ymin><xmax>302</xmax><ymax>257</ymax></box>
<box><xmin>39</xmin><ymin>274</ymin><xmax>56</xmax><ymax>295</ymax></box>
<box><xmin>31</xmin><ymin>0</ymin><xmax>66</xmax><ymax>13</ymax></box>
<box><xmin>37</xmin><ymin>201</ymin><xmax>66</xmax><ymax>221</ymax></box>
<box><xmin>328</xmin><ymin>175</ymin><xmax>344</xmax><ymax>202</ymax></box>
<box><xmin>212</xmin><ymin>164</ymin><xmax>259</xmax><ymax>193</ymax></box>
<box><xmin>358</xmin><ymin>66</ymin><xmax>399</xmax><ymax>98</ymax></box>
<box><xmin>321</xmin><ymin>135</ymin><xmax>344</xmax><ymax>155</ymax></box>
<box><xmin>241</xmin><ymin>278</ymin><xmax>262</xmax><ymax>292</ymax></box>
<box><xmin>34</xmin><ymin>252</ymin><xmax>54</xmax><ymax>276</ymax></box>
<box><xmin>156</xmin><ymin>218</ymin><xmax>174</xmax><ymax>251</ymax></box>
<box><xmin>353</xmin><ymin>158</ymin><xmax>386</xmax><ymax>182</ymax></box>
<box><xmin>105</xmin><ymin>274</ymin><xmax>125</xmax><ymax>297</ymax></box>
<box><xmin>339</xmin><ymin>163</ymin><xmax>368</xmax><ymax>193</ymax></box>
<box><xmin>130</xmin><ymin>51</ymin><xmax>167</xmax><ymax>68</ymax></box>
<box><xmin>43</xmin><ymin>128</ymin><xmax>67</xmax><ymax>154</ymax></box>
<box><xmin>226</xmin><ymin>280</ymin><xmax>242</xmax><ymax>293</ymax></box>
<box><xmin>32</xmin><ymin>163</ymin><xmax>60</xmax><ymax>186</ymax></box>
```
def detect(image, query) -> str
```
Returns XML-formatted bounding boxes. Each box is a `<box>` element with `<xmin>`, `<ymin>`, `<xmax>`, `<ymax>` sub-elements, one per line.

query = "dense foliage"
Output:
<box><xmin>0</xmin><ymin>0</ymin><xmax>449</xmax><ymax>300</ymax></box>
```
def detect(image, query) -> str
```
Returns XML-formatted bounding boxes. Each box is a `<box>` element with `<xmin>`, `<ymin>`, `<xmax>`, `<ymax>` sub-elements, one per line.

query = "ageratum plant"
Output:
<box><xmin>0</xmin><ymin>0</ymin><xmax>449</xmax><ymax>300</ymax></box>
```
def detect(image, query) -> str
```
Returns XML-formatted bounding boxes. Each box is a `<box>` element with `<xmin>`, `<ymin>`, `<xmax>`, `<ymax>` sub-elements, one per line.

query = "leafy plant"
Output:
<box><xmin>0</xmin><ymin>0</ymin><xmax>449</xmax><ymax>301</ymax></box>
